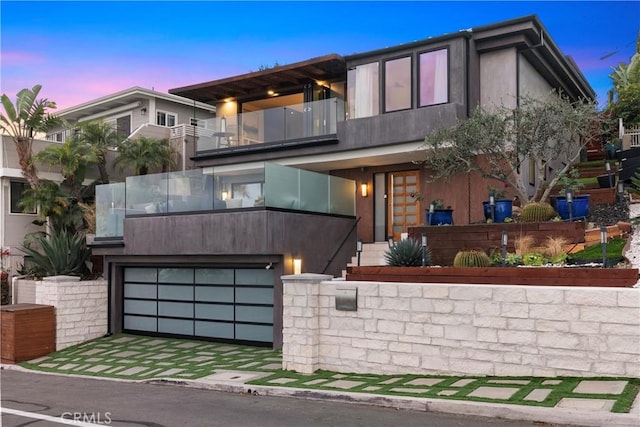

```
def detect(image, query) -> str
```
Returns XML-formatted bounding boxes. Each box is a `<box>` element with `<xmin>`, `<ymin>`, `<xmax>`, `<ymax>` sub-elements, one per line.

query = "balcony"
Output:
<box><xmin>95</xmin><ymin>163</ymin><xmax>355</xmax><ymax>239</ymax></box>
<box><xmin>171</xmin><ymin>98</ymin><xmax>343</xmax><ymax>155</ymax></box>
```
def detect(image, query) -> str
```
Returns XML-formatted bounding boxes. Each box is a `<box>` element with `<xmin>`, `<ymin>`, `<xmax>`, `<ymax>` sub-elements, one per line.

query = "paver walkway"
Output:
<box><xmin>14</xmin><ymin>334</ymin><xmax>640</xmax><ymax>419</ymax></box>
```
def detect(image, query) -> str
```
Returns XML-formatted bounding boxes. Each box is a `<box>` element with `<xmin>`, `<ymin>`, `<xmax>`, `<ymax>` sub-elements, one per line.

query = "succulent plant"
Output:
<box><xmin>384</xmin><ymin>238</ymin><xmax>430</xmax><ymax>266</ymax></box>
<box><xmin>521</xmin><ymin>202</ymin><xmax>556</xmax><ymax>222</ymax></box>
<box><xmin>522</xmin><ymin>252</ymin><xmax>547</xmax><ymax>266</ymax></box>
<box><xmin>453</xmin><ymin>249</ymin><xmax>491</xmax><ymax>267</ymax></box>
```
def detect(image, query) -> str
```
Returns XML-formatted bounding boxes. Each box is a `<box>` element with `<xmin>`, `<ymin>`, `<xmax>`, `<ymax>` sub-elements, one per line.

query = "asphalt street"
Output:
<box><xmin>0</xmin><ymin>370</ymin><xmax>565</xmax><ymax>427</ymax></box>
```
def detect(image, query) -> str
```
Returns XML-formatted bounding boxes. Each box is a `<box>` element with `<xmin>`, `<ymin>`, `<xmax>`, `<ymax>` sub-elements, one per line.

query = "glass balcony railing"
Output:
<box><xmin>194</xmin><ymin>98</ymin><xmax>343</xmax><ymax>153</ymax></box>
<box><xmin>95</xmin><ymin>163</ymin><xmax>355</xmax><ymax>239</ymax></box>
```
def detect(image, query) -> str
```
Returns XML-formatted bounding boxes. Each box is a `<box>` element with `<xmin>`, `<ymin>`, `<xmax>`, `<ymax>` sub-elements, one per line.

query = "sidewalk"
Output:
<box><xmin>6</xmin><ymin>333</ymin><xmax>640</xmax><ymax>427</ymax></box>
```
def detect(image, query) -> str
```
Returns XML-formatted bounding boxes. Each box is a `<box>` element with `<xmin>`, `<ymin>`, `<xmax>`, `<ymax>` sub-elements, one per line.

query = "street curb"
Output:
<box><xmin>4</xmin><ymin>365</ymin><xmax>639</xmax><ymax>427</ymax></box>
<box><xmin>173</xmin><ymin>379</ymin><xmax>640</xmax><ymax>427</ymax></box>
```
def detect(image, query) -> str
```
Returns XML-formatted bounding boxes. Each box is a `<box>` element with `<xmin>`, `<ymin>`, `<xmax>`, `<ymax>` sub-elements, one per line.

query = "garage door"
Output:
<box><xmin>123</xmin><ymin>267</ymin><xmax>274</xmax><ymax>344</ymax></box>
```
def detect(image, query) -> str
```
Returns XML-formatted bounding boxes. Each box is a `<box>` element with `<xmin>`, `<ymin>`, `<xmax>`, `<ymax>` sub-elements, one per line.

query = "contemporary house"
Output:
<box><xmin>89</xmin><ymin>15</ymin><xmax>594</xmax><ymax>348</ymax></box>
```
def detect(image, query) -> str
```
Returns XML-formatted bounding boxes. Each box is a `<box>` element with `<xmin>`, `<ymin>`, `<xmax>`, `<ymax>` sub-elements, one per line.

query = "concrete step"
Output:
<box><xmin>348</xmin><ymin>242</ymin><xmax>389</xmax><ymax>267</ymax></box>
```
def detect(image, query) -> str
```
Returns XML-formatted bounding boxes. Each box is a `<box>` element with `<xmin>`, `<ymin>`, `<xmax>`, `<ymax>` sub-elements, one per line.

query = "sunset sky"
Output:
<box><xmin>1</xmin><ymin>1</ymin><xmax>638</xmax><ymax>111</ymax></box>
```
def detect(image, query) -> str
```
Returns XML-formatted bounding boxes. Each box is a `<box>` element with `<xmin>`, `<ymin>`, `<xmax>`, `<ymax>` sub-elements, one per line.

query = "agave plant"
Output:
<box><xmin>20</xmin><ymin>229</ymin><xmax>92</xmax><ymax>278</ymax></box>
<box><xmin>384</xmin><ymin>238</ymin><xmax>429</xmax><ymax>267</ymax></box>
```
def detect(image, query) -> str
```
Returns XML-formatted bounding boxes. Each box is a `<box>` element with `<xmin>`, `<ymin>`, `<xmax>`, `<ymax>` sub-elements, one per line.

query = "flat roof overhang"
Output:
<box><xmin>169</xmin><ymin>54</ymin><xmax>346</xmax><ymax>103</ymax></box>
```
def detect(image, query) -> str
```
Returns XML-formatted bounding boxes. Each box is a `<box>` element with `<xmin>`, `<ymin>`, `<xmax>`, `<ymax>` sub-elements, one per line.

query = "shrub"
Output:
<box><xmin>489</xmin><ymin>252</ymin><xmax>523</xmax><ymax>266</ymax></box>
<box><xmin>384</xmin><ymin>238</ymin><xmax>429</xmax><ymax>267</ymax></box>
<box><xmin>453</xmin><ymin>250</ymin><xmax>491</xmax><ymax>267</ymax></box>
<box><xmin>522</xmin><ymin>252</ymin><xmax>547</xmax><ymax>266</ymax></box>
<box><xmin>20</xmin><ymin>230</ymin><xmax>93</xmax><ymax>278</ymax></box>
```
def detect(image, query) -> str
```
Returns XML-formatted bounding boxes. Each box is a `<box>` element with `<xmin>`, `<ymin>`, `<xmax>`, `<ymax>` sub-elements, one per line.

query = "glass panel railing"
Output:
<box><xmin>264</xmin><ymin>163</ymin><xmax>355</xmax><ymax>216</ymax></box>
<box><xmin>329</xmin><ymin>175</ymin><xmax>356</xmax><ymax>216</ymax></box>
<box><xmin>264</xmin><ymin>163</ymin><xmax>299</xmax><ymax>210</ymax></box>
<box><xmin>95</xmin><ymin>182</ymin><xmax>125</xmax><ymax>238</ymax></box>
<box><xmin>95</xmin><ymin>162</ymin><xmax>355</xmax><ymax>239</ymax></box>
<box><xmin>299</xmin><ymin>168</ymin><xmax>329</xmax><ymax>213</ymax></box>
<box><xmin>196</xmin><ymin>98</ymin><xmax>344</xmax><ymax>153</ymax></box>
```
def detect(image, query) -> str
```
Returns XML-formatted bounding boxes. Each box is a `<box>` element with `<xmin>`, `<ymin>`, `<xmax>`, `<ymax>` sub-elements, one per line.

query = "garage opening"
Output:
<box><xmin>123</xmin><ymin>267</ymin><xmax>274</xmax><ymax>345</ymax></box>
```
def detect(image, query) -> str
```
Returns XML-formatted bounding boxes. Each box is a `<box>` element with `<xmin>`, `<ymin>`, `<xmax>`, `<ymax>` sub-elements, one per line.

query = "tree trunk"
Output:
<box><xmin>15</xmin><ymin>137</ymin><xmax>39</xmax><ymax>189</ymax></box>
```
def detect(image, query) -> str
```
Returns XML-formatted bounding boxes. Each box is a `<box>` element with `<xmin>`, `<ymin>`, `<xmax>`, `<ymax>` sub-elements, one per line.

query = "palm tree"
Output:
<box><xmin>34</xmin><ymin>134</ymin><xmax>99</xmax><ymax>199</ymax></box>
<box><xmin>76</xmin><ymin>120</ymin><xmax>123</xmax><ymax>184</ymax></box>
<box><xmin>0</xmin><ymin>85</ymin><xmax>63</xmax><ymax>188</ymax></box>
<box><xmin>113</xmin><ymin>136</ymin><xmax>176</xmax><ymax>175</ymax></box>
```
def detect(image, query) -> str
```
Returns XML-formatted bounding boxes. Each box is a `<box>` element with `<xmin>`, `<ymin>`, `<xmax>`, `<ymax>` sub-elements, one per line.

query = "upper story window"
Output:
<box><xmin>10</xmin><ymin>181</ymin><xmax>36</xmax><ymax>214</ymax></box>
<box><xmin>157</xmin><ymin>111</ymin><xmax>177</xmax><ymax>127</ymax></box>
<box><xmin>385</xmin><ymin>56</ymin><xmax>412</xmax><ymax>112</ymax></box>
<box><xmin>347</xmin><ymin>62</ymin><xmax>379</xmax><ymax>119</ymax></box>
<box><xmin>419</xmin><ymin>49</ymin><xmax>448</xmax><ymax>106</ymax></box>
<box><xmin>46</xmin><ymin>132</ymin><xmax>63</xmax><ymax>142</ymax></box>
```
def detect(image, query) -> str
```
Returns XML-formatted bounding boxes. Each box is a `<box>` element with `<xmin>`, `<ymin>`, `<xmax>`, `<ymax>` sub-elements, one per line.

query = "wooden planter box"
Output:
<box><xmin>346</xmin><ymin>266</ymin><xmax>639</xmax><ymax>287</ymax></box>
<box><xmin>409</xmin><ymin>222</ymin><xmax>586</xmax><ymax>266</ymax></box>
<box><xmin>1</xmin><ymin>304</ymin><xmax>55</xmax><ymax>364</ymax></box>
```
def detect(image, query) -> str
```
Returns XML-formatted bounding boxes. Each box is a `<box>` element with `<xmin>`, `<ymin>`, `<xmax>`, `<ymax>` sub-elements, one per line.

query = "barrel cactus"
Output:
<box><xmin>453</xmin><ymin>249</ymin><xmax>491</xmax><ymax>267</ymax></box>
<box><xmin>384</xmin><ymin>238</ymin><xmax>430</xmax><ymax>266</ymax></box>
<box><xmin>521</xmin><ymin>202</ymin><xmax>556</xmax><ymax>222</ymax></box>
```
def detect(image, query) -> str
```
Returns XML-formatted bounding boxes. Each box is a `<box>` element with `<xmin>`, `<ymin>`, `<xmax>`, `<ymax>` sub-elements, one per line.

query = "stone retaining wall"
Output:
<box><xmin>32</xmin><ymin>277</ymin><xmax>108</xmax><ymax>350</ymax></box>
<box><xmin>282</xmin><ymin>274</ymin><xmax>640</xmax><ymax>377</ymax></box>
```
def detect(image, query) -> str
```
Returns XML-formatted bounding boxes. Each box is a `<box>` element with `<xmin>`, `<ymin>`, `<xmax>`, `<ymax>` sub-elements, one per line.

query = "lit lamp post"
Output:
<box><xmin>605</xmin><ymin>160</ymin><xmax>613</xmax><ymax>188</ymax></box>
<box><xmin>428</xmin><ymin>202</ymin><xmax>435</xmax><ymax>226</ymax></box>
<box><xmin>421</xmin><ymin>233</ymin><xmax>427</xmax><ymax>267</ymax></box>
<box><xmin>356</xmin><ymin>240</ymin><xmax>363</xmax><ymax>267</ymax></box>
<box><xmin>489</xmin><ymin>192</ymin><xmax>496</xmax><ymax>223</ymax></box>
<box><xmin>601</xmin><ymin>226</ymin><xmax>607</xmax><ymax>268</ymax></box>
<box><xmin>387</xmin><ymin>236</ymin><xmax>395</xmax><ymax>248</ymax></box>
<box><xmin>618</xmin><ymin>181</ymin><xmax>625</xmax><ymax>203</ymax></box>
<box><xmin>501</xmin><ymin>230</ymin><xmax>508</xmax><ymax>267</ymax></box>
<box><xmin>566</xmin><ymin>189</ymin><xmax>574</xmax><ymax>222</ymax></box>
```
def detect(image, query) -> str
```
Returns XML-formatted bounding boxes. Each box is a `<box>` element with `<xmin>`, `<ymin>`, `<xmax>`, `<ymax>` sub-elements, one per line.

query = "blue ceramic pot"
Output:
<box><xmin>482</xmin><ymin>199</ymin><xmax>513</xmax><ymax>223</ymax></box>
<box><xmin>426</xmin><ymin>209</ymin><xmax>453</xmax><ymax>225</ymax></box>
<box><xmin>554</xmin><ymin>195</ymin><xmax>590</xmax><ymax>220</ymax></box>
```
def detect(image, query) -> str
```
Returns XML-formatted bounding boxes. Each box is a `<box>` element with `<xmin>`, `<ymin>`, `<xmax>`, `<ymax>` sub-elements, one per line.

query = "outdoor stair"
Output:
<box><xmin>348</xmin><ymin>242</ymin><xmax>389</xmax><ymax>267</ymax></box>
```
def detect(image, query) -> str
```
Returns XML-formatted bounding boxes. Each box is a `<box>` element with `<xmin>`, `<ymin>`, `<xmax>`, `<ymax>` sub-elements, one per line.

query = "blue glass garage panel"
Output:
<box><xmin>123</xmin><ymin>266</ymin><xmax>274</xmax><ymax>344</ymax></box>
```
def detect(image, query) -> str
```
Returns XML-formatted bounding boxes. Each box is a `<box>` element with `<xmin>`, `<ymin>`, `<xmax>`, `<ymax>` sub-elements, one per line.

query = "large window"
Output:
<box><xmin>347</xmin><ymin>62</ymin><xmax>379</xmax><ymax>119</ymax></box>
<box><xmin>385</xmin><ymin>56</ymin><xmax>412</xmax><ymax>112</ymax></box>
<box><xmin>156</xmin><ymin>111</ymin><xmax>177</xmax><ymax>127</ymax></box>
<box><xmin>419</xmin><ymin>49</ymin><xmax>448</xmax><ymax>106</ymax></box>
<box><xmin>10</xmin><ymin>181</ymin><xmax>35</xmax><ymax>214</ymax></box>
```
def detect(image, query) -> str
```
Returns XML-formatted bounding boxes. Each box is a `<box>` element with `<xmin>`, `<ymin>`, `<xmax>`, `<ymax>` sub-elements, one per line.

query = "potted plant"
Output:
<box><xmin>552</xmin><ymin>169</ymin><xmax>590</xmax><ymax>220</ymax></box>
<box><xmin>482</xmin><ymin>185</ymin><xmax>513</xmax><ymax>223</ymax></box>
<box><xmin>426</xmin><ymin>199</ymin><xmax>453</xmax><ymax>225</ymax></box>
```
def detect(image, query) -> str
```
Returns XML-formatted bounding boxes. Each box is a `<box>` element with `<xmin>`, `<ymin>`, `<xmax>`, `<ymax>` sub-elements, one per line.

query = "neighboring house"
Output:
<box><xmin>47</xmin><ymin>86</ymin><xmax>217</xmax><ymax>171</ymax></box>
<box><xmin>0</xmin><ymin>137</ymin><xmax>64</xmax><ymax>273</ymax></box>
<box><xmin>87</xmin><ymin>15</ymin><xmax>593</xmax><ymax>348</ymax></box>
<box><xmin>1</xmin><ymin>87</ymin><xmax>216</xmax><ymax>273</ymax></box>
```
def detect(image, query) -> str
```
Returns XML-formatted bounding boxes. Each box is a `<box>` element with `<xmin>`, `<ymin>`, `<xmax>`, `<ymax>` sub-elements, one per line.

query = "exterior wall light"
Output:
<box><xmin>140</xmin><ymin>107</ymin><xmax>147</xmax><ymax>115</ymax></box>
<box><xmin>360</xmin><ymin>183</ymin><xmax>368</xmax><ymax>198</ymax></box>
<box><xmin>293</xmin><ymin>258</ymin><xmax>302</xmax><ymax>275</ymax></box>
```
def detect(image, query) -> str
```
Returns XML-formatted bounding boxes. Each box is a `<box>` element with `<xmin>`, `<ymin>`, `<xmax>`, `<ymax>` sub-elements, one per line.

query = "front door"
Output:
<box><xmin>387</xmin><ymin>170</ymin><xmax>421</xmax><ymax>241</ymax></box>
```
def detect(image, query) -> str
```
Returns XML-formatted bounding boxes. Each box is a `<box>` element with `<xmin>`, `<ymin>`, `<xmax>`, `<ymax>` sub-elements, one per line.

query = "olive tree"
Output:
<box><xmin>422</xmin><ymin>91</ymin><xmax>601</xmax><ymax>203</ymax></box>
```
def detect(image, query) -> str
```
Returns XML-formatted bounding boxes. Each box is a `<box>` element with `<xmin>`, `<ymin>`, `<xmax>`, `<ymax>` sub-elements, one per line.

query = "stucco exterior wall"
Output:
<box><xmin>519</xmin><ymin>54</ymin><xmax>553</xmax><ymax>99</ymax></box>
<box><xmin>480</xmin><ymin>48</ymin><xmax>518</xmax><ymax>111</ymax></box>
<box><xmin>282</xmin><ymin>276</ymin><xmax>640</xmax><ymax>378</ymax></box>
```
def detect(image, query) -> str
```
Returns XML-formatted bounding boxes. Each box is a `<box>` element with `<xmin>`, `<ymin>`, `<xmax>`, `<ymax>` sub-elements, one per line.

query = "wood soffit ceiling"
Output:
<box><xmin>170</xmin><ymin>54</ymin><xmax>346</xmax><ymax>103</ymax></box>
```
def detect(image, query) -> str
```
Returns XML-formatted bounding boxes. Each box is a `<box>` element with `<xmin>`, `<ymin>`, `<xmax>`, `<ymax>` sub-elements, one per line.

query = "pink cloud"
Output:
<box><xmin>1</xmin><ymin>51</ymin><xmax>45</xmax><ymax>66</ymax></box>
